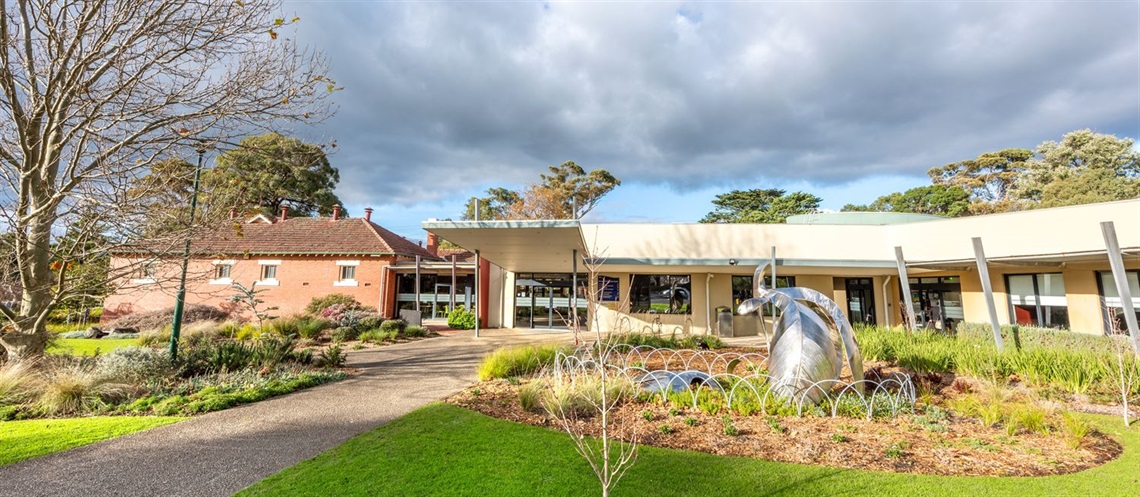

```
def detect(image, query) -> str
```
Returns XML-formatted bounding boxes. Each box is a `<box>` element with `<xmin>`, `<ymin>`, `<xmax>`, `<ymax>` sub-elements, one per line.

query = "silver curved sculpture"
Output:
<box><xmin>737</xmin><ymin>263</ymin><xmax>864</xmax><ymax>402</ymax></box>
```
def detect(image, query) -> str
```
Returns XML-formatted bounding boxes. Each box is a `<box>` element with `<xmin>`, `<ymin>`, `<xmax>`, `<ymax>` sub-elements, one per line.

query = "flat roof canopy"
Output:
<box><xmin>422</xmin><ymin>220</ymin><xmax>586</xmax><ymax>273</ymax></box>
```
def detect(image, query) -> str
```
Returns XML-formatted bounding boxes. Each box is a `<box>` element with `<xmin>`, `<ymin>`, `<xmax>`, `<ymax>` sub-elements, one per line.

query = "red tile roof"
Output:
<box><xmin>184</xmin><ymin>217</ymin><xmax>438</xmax><ymax>258</ymax></box>
<box><xmin>437</xmin><ymin>247</ymin><xmax>476</xmax><ymax>262</ymax></box>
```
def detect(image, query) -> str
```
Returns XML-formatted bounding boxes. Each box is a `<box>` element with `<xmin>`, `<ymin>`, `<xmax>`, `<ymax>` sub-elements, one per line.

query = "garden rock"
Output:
<box><xmin>85</xmin><ymin>327</ymin><xmax>108</xmax><ymax>339</ymax></box>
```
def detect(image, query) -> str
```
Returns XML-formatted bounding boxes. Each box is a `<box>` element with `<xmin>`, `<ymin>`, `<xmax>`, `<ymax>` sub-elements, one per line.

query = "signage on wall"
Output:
<box><xmin>598</xmin><ymin>275</ymin><xmax>620</xmax><ymax>302</ymax></box>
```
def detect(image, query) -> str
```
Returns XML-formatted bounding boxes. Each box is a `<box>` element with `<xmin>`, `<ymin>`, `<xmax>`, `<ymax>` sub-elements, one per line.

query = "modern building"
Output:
<box><xmin>104</xmin><ymin>207</ymin><xmax>496</xmax><ymax>321</ymax></box>
<box><xmin>423</xmin><ymin>199</ymin><xmax>1140</xmax><ymax>337</ymax></box>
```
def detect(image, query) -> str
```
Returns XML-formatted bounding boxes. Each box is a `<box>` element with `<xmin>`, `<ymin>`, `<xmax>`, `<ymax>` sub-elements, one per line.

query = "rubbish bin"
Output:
<box><xmin>716</xmin><ymin>306</ymin><xmax>734</xmax><ymax>338</ymax></box>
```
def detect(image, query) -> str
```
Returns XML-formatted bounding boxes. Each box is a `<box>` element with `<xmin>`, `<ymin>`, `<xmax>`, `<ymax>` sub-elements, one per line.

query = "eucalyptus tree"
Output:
<box><xmin>0</xmin><ymin>0</ymin><xmax>334</xmax><ymax>361</ymax></box>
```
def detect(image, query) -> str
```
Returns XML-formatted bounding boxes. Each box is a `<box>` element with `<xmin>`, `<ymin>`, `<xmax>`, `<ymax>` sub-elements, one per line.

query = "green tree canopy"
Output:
<box><xmin>208</xmin><ymin>133</ymin><xmax>342</xmax><ymax>218</ymax></box>
<box><xmin>462</xmin><ymin>187</ymin><xmax>521</xmax><ymax>221</ymax></box>
<box><xmin>841</xmin><ymin>184</ymin><xmax>971</xmax><ymax>217</ymax></box>
<box><xmin>1020</xmin><ymin>129</ymin><xmax>1140</xmax><ymax>208</ymax></box>
<box><xmin>700</xmin><ymin>189</ymin><xmax>821</xmax><ymax>224</ymax></box>
<box><xmin>928</xmin><ymin>148</ymin><xmax>1033</xmax><ymax>214</ymax></box>
<box><xmin>461</xmin><ymin>161</ymin><xmax>621</xmax><ymax>220</ymax></box>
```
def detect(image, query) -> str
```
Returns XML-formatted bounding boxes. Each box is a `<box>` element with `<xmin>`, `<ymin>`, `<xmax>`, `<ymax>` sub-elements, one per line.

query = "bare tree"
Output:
<box><xmin>0</xmin><ymin>0</ymin><xmax>334</xmax><ymax>361</ymax></box>
<box><xmin>547</xmin><ymin>244</ymin><xmax>638</xmax><ymax>497</ymax></box>
<box><xmin>1105</xmin><ymin>306</ymin><xmax>1139</xmax><ymax>426</ymax></box>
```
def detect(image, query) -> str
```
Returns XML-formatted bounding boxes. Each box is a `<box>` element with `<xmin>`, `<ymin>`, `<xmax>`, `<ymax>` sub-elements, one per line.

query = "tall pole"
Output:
<box><xmin>450</xmin><ymin>254</ymin><xmax>457</xmax><ymax>310</ymax></box>
<box><xmin>474</xmin><ymin>249</ymin><xmax>481</xmax><ymax>338</ymax></box>
<box><xmin>894</xmin><ymin>246</ymin><xmax>918</xmax><ymax>332</ymax></box>
<box><xmin>414</xmin><ymin>255</ymin><xmax>421</xmax><ymax>320</ymax></box>
<box><xmin>1102</xmin><ymin>222</ymin><xmax>1140</xmax><ymax>353</ymax></box>
<box><xmin>572</xmin><ymin>249</ymin><xmax>578</xmax><ymax>332</ymax></box>
<box><xmin>972</xmin><ymin>237</ymin><xmax>1005</xmax><ymax>352</ymax></box>
<box><xmin>169</xmin><ymin>144</ymin><xmax>206</xmax><ymax>360</ymax></box>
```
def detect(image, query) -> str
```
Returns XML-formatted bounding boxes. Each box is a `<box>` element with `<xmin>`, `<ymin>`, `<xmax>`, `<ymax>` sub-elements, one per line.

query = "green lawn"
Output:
<box><xmin>240</xmin><ymin>403</ymin><xmax>1139</xmax><ymax>497</ymax></box>
<box><xmin>47</xmin><ymin>338</ymin><xmax>139</xmax><ymax>356</ymax></box>
<box><xmin>0</xmin><ymin>416</ymin><xmax>183</xmax><ymax>467</ymax></box>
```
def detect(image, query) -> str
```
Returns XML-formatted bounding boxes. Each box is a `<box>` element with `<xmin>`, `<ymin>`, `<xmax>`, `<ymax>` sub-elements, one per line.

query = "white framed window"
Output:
<box><xmin>256</xmin><ymin>260</ymin><xmax>281</xmax><ymax>286</ymax></box>
<box><xmin>334</xmin><ymin>262</ymin><xmax>358</xmax><ymax>287</ymax></box>
<box><xmin>259</xmin><ymin>264</ymin><xmax>279</xmax><ymax>286</ymax></box>
<box><xmin>210</xmin><ymin>260</ymin><xmax>235</xmax><ymax>285</ymax></box>
<box><xmin>131</xmin><ymin>261</ymin><xmax>157</xmax><ymax>284</ymax></box>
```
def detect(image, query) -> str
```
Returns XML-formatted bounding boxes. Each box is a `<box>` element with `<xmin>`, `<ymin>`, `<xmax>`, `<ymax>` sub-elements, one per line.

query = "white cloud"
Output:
<box><xmin>282</xmin><ymin>1</ymin><xmax>1138</xmax><ymax>213</ymax></box>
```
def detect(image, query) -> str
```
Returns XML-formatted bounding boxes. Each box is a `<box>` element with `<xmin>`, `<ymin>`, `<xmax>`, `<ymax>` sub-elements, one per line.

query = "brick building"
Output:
<box><xmin>103</xmin><ymin>207</ymin><xmax>495</xmax><ymax>323</ymax></box>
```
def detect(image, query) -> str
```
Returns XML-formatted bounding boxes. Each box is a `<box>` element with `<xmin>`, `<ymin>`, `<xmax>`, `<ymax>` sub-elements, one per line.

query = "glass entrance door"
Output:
<box><xmin>514</xmin><ymin>273</ymin><xmax>585</xmax><ymax>329</ymax></box>
<box><xmin>845</xmin><ymin>278</ymin><xmax>876</xmax><ymax>325</ymax></box>
<box><xmin>432</xmin><ymin>283</ymin><xmax>451</xmax><ymax>318</ymax></box>
<box><xmin>904</xmin><ymin>277</ymin><xmax>963</xmax><ymax>331</ymax></box>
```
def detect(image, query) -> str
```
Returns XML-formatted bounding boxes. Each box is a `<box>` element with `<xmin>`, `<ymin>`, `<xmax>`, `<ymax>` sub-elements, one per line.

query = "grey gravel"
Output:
<box><xmin>0</xmin><ymin>330</ymin><xmax>564</xmax><ymax>497</ymax></box>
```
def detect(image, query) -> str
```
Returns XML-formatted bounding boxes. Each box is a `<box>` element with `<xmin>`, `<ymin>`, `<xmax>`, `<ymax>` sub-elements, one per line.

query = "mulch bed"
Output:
<box><xmin>447</xmin><ymin>380</ymin><xmax>1123</xmax><ymax>477</ymax></box>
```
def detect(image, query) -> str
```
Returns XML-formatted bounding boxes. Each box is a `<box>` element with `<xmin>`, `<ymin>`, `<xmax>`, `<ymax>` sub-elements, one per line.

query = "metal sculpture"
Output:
<box><xmin>737</xmin><ymin>262</ymin><xmax>864</xmax><ymax>403</ymax></box>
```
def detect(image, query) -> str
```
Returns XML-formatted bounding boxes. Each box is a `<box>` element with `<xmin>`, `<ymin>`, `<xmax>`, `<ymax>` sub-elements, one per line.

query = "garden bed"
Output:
<box><xmin>448</xmin><ymin>380</ymin><xmax>1122</xmax><ymax>477</ymax></box>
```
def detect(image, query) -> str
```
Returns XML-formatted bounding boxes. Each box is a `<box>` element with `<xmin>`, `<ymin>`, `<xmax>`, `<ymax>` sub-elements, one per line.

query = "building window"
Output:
<box><xmin>260</xmin><ymin>264</ymin><xmax>278</xmax><ymax>282</ymax></box>
<box><xmin>1006</xmin><ymin>273</ymin><xmax>1068</xmax><ymax>329</ymax></box>
<box><xmin>731</xmin><ymin>275</ymin><xmax>795</xmax><ymax>308</ymax></box>
<box><xmin>1098</xmin><ymin>270</ymin><xmax>1140</xmax><ymax>335</ymax></box>
<box><xmin>334</xmin><ymin>260</ymin><xmax>360</xmax><ymax>287</ymax></box>
<box><xmin>210</xmin><ymin>260</ymin><xmax>235</xmax><ymax>284</ymax></box>
<box><xmin>131</xmin><ymin>262</ymin><xmax>157</xmax><ymax>284</ymax></box>
<box><xmin>630</xmin><ymin>274</ymin><xmax>691</xmax><ymax>314</ymax></box>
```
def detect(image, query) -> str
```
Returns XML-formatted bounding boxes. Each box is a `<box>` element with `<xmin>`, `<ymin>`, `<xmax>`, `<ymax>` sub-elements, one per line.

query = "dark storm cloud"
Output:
<box><xmin>285</xmin><ymin>1</ymin><xmax>1139</xmax><ymax>205</ymax></box>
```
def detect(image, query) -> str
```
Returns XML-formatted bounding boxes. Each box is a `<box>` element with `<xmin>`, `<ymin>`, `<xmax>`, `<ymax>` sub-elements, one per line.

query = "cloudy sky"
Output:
<box><xmin>281</xmin><ymin>1</ymin><xmax>1139</xmax><ymax>240</ymax></box>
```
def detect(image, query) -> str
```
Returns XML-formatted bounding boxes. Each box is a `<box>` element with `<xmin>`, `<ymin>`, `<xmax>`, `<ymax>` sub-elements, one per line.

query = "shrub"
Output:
<box><xmin>306</xmin><ymin>294</ymin><xmax>361</xmax><ymax>315</ymax></box>
<box><xmin>316</xmin><ymin>345</ymin><xmax>347</xmax><ymax>368</ymax></box>
<box><xmin>233</xmin><ymin>324</ymin><xmax>262</xmax><ymax>341</ymax></box>
<box><xmin>1060</xmin><ymin>410</ymin><xmax>1091</xmax><ymax>449</ymax></box>
<box><xmin>96</xmin><ymin>347</ymin><xmax>173</xmax><ymax>384</ymax></box>
<box><xmin>330</xmin><ymin>326</ymin><xmax>360</xmax><ymax>343</ymax></box>
<box><xmin>38</xmin><ymin>362</ymin><xmax>128</xmax><ymax>415</ymax></box>
<box><xmin>269</xmin><ymin>315</ymin><xmax>307</xmax><ymax>338</ymax></box>
<box><xmin>607</xmin><ymin>332</ymin><xmax>723</xmax><ymax>350</ymax></box>
<box><xmin>722</xmin><ymin>415</ymin><xmax>740</xmax><ymax>436</ymax></box>
<box><xmin>542</xmin><ymin>375</ymin><xmax>634</xmax><ymax>418</ymax></box>
<box><xmin>403</xmin><ymin>325</ymin><xmax>430</xmax><ymax>338</ymax></box>
<box><xmin>478</xmin><ymin>344</ymin><xmax>565</xmax><ymax>380</ymax></box>
<box><xmin>60</xmin><ymin>330</ymin><xmax>89</xmax><ymax>339</ymax></box>
<box><xmin>447</xmin><ymin>306</ymin><xmax>477</xmax><ymax>330</ymax></box>
<box><xmin>380</xmin><ymin>319</ymin><xmax>406</xmax><ymax>334</ymax></box>
<box><xmin>297</xmin><ymin>318</ymin><xmax>333</xmax><ymax>340</ymax></box>
<box><xmin>0</xmin><ymin>360</ymin><xmax>40</xmax><ymax>406</ymax></box>
<box><xmin>357</xmin><ymin>315</ymin><xmax>384</xmax><ymax>331</ymax></box>
<box><xmin>319</xmin><ymin>305</ymin><xmax>376</xmax><ymax>328</ymax></box>
<box><xmin>359</xmin><ymin>329</ymin><xmax>397</xmax><ymax>343</ymax></box>
<box><xmin>518</xmin><ymin>380</ymin><xmax>546</xmax><ymax>413</ymax></box>
<box><xmin>108</xmin><ymin>305</ymin><xmax>229</xmax><ymax>333</ymax></box>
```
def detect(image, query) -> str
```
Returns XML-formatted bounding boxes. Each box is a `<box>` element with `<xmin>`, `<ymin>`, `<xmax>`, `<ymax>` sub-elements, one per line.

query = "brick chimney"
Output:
<box><xmin>426</xmin><ymin>232</ymin><xmax>439</xmax><ymax>256</ymax></box>
<box><xmin>364</xmin><ymin>207</ymin><xmax>373</xmax><ymax>222</ymax></box>
<box><xmin>279</xmin><ymin>205</ymin><xmax>289</xmax><ymax>222</ymax></box>
<box><xmin>332</xmin><ymin>205</ymin><xmax>341</xmax><ymax>221</ymax></box>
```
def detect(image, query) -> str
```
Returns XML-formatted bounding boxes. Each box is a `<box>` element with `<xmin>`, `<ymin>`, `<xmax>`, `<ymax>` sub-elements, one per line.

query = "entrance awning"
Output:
<box><xmin>422</xmin><ymin>220</ymin><xmax>586</xmax><ymax>273</ymax></box>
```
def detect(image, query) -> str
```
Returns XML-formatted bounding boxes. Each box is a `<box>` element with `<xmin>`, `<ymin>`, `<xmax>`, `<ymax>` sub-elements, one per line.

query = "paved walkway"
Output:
<box><xmin>0</xmin><ymin>330</ymin><xmax>568</xmax><ymax>497</ymax></box>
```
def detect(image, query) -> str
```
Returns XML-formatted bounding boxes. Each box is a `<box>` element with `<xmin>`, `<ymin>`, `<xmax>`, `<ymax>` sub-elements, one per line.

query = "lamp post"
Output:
<box><xmin>169</xmin><ymin>141</ymin><xmax>209</xmax><ymax>360</ymax></box>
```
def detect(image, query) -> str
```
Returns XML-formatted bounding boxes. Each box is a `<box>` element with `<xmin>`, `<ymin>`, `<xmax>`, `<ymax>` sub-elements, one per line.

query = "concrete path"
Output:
<box><xmin>0</xmin><ymin>330</ymin><xmax>568</xmax><ymax>497</ymax></box>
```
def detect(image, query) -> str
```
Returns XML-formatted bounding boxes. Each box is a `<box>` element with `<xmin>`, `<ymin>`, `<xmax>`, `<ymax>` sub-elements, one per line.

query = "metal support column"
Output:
<box><xmin>1102</xmin><ymin>221</ymin><xmax>1140</xmax><ymax>353</ymax></box>
<box><xmin>474</xmin><ymin>249</ymin><xmax>481</xmax><ymax>338</ymax></box>
<box><xmin>972</xmin><ymin>237</ymin><xmax>1005</xmax><ymax>352</ymax></box>
<box><xmin>894</xmin><ymin>246</ymin><xmax>918</xmax><ymax>332</ymax></box>
<box><xmin>414</xmin><ymin>255</ymin><xmax>421</xmax><ymax>318</ymax></box>
<box><xmin>450</xmin><ymin>254</ymin><xmax>457</xmax><ymax>310</ymax></box>
<box><xmin>572</xmin><ymin>249</ymin><xmax>578</xmax><ymax>331</ymax></box>
<box><xmin>769</xmin><ymin>246</ymin><xmax>777</xmax><ymax>319</ymax></box>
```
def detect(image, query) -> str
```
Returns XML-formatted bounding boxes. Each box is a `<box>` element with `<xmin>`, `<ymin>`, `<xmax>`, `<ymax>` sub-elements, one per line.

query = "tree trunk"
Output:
<box><xmin>0</xmin><ymin>329</ymin><xmax>49</xmax><ymax>362</ymax></box>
